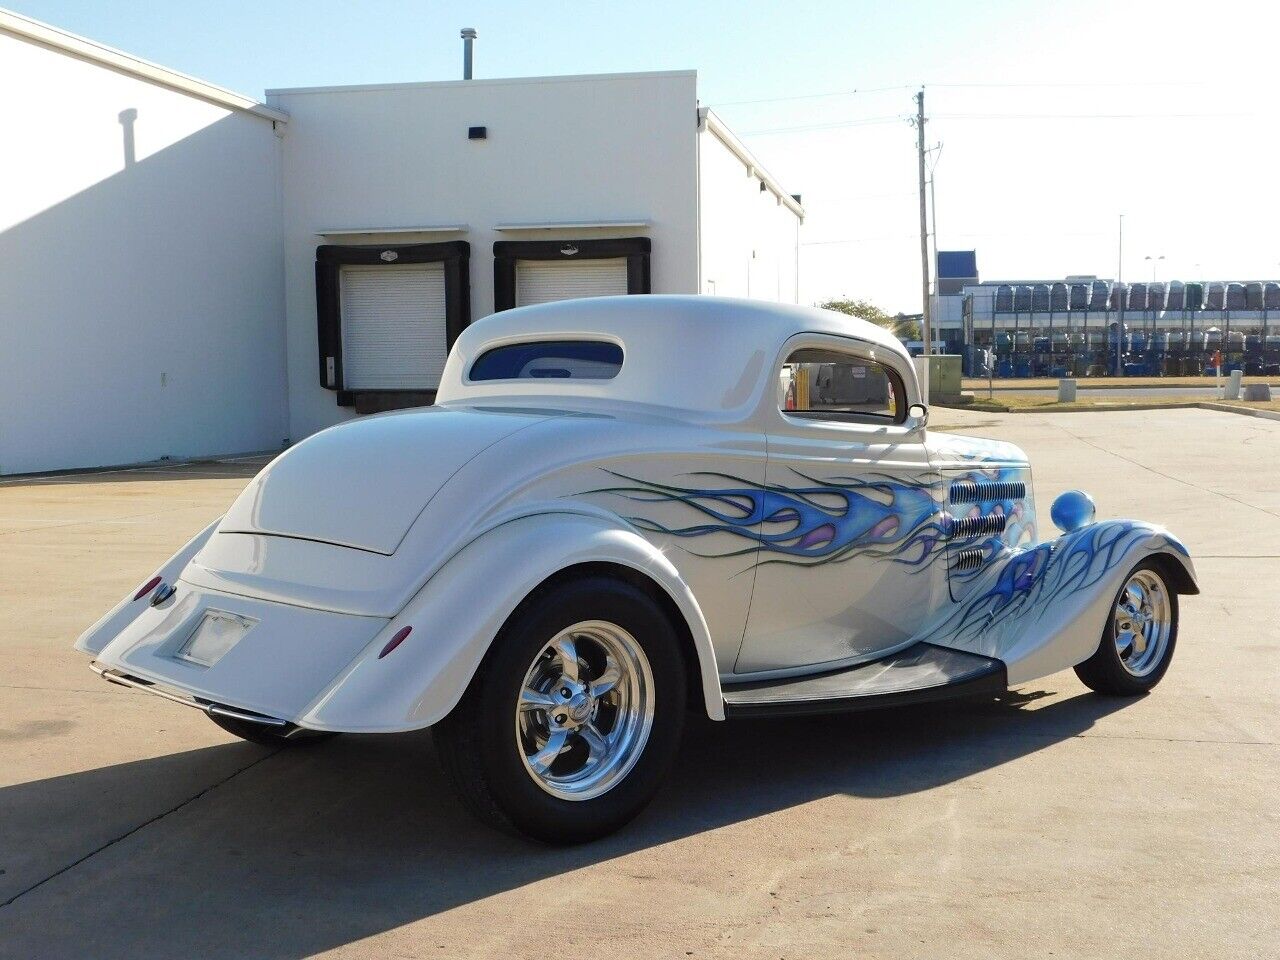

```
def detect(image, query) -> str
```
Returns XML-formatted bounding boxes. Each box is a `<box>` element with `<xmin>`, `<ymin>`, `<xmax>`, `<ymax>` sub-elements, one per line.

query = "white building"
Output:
<box><xmin>0</xmin><ymin>9</ymin><xmax>802</xmax><ymax>474</ymax></box>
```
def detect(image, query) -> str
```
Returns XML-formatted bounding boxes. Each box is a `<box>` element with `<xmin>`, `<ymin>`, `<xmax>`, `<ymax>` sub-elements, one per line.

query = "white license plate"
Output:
<box><xmin>176</xmin><ymin>610</ymin><xmax>256</xmax><ymax>667</ymax></box>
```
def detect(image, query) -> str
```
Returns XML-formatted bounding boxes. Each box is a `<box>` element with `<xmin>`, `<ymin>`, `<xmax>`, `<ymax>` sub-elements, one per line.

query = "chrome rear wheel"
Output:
<box><xmin>433</xmin><ymin>575</ymin><xmax>686</xmax><ymax>843</ymax></box>
<box><xmin>516</xmin><ymin>621</ymin><xmax>655</xmax><ymax>801</ymax></box>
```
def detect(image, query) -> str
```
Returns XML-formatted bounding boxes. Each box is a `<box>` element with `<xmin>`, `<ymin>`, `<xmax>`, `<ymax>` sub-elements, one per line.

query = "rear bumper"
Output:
<box><xmin>84</xmin><ymin>579</ymin><xmax>389</xmax><ymax>726</ymax></box>
<box><xmin>90</xmin><ymin>661</ymin><xmax>304</xmax><ymax>735</ymax></box>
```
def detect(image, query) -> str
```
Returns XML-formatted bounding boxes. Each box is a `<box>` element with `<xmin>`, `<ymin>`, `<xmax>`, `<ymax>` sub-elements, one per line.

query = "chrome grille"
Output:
<box><xmin>952</xmin><ymin>548</ymin><xmax>986</xmax><ymax>571</ymax></box>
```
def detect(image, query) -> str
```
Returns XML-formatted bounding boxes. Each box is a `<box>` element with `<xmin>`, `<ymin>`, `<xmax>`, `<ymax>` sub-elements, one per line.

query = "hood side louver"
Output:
<box><xmin>949</xmin><ymin>480</ymin><xmax>1026</xmax><ymax>504</ymax></box>
<box><xmin>946</xmin><ymin>514</ymin><xmax>1008</xmax><ymax>539</ymax></box>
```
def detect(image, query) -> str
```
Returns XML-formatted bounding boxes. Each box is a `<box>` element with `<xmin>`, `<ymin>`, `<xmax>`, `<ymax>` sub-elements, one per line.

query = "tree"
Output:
<box><xmin>816</xmin><ymin>298</ymin><xmax>921</xmax><ymax>341</ymax></box>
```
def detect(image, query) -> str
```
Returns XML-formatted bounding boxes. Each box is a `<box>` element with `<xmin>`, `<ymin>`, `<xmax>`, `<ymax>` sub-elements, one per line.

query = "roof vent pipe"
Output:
<box><xmin>461</xmin><ymin>28</ymin><xmax>477</xmax><ymax>80</ymax></box>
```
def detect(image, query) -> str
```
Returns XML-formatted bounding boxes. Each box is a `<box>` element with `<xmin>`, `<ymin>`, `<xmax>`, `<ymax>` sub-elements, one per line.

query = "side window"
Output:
<box><xmin>780</xmin><ymin>348</ymin><xmax>903</xmax><ymax>424</ymax></box>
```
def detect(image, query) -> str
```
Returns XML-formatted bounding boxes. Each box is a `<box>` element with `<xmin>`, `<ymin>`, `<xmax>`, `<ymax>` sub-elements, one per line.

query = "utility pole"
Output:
<box><xmin>915</xmin><ymin>89</ymin><xmax>932</xmax><ymax>359</ymax></box>
<box><xmin>1116</xmin><ymin>214</ymin><xmax>1124</xmax><ymax>376</ymax></box>
<box><xmin>927</xmin><ymin>143</ymin><xmax>943</xmax><ymax>294</ymax></box>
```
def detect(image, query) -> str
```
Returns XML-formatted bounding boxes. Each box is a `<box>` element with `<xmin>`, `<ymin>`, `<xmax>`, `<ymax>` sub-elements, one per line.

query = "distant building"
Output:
<box><xmin>930</xmin><ymin>250</ymin><xmax>1280</xmax><ymax>377</ymax></box>
<box><xmin>935</xmin><ymin>250</ymin><xmax>978</xmax><ymax>296</ymax></box>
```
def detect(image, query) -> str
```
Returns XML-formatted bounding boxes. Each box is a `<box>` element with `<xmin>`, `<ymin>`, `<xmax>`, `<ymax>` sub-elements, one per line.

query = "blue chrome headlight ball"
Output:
<box><xmin>1051</xmin><ymin>490</ymin><xmax>1096</xmax><ymax>532</ymax></box>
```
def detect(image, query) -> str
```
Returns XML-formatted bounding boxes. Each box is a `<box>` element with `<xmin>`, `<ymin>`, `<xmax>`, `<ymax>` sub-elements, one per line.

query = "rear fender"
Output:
<box><xmin>75</xmin><ymin>518</ymin><xmax>221</xmax><ymax>656</ymax></box>
<box><xmin>299</xmin><ymin>512</ymin><xmax>724</xmax><ymax>732</ymax></box>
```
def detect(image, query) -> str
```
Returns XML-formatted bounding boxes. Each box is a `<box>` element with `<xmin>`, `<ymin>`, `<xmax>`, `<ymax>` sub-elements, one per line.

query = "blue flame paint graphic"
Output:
<box><xmin>586</xmin><ymin>470</ymin><xmax>949</xmax><ymax>569</ymax></box>
<box><xmin>918</xmin><ymin>520</ymin><xmax>1189</xmax><ymax>648</ymax></box>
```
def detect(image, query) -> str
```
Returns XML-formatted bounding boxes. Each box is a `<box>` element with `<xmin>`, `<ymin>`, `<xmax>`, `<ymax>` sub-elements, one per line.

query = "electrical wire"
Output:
<box><xmin>709</xmin><ymin>83</ymin><xmax>916</xmax><ymax>107</ymax></box>
<box><xmin>738</xmin><ymin>114</ymin><xmax>909</xmax><ymax>136</ymax></box>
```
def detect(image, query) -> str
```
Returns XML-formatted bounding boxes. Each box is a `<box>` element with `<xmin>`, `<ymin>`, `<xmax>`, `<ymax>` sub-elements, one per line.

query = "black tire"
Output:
<box><xmin>1074</xmin><ymin>558</ymin><xmax>1178</xmax><ymax>696</ymax></box>
<box><xmin>209</xmin><ymin>713</ymin><xmax>337</xmax><ymax>746</ymax></box>
<box><xmin>434</xmin><ymin>575</ymin><xmax>687</xmax><ymax>844</ymax></box>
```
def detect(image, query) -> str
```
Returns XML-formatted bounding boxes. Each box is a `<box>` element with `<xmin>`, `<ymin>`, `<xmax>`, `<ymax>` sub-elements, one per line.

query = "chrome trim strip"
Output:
<box><xmin>89</xmin><ymin>661</ymin><xmax>289</xmax><ymax>728</ymax></box>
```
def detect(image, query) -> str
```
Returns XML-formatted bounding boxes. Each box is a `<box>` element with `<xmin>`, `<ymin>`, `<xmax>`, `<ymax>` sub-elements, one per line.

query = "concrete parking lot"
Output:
<box><xmin>2</xmin><ymin>410</ymin><xmax>1277</xmax><ymax>959</ymax></box>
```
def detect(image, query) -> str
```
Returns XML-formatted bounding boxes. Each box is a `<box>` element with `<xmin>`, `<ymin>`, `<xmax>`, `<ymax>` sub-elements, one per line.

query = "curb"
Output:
<box><xmin>936</xmin><ymin>400</ymin><xmax>1280</xmax><ymax>419</ymax></box>
<box><xmin>1197</xmin><ymin>402</ymin><xmax>1280</xmax><ymax>422</ymax></box>
<box><xmin>960</xmin><ymin>380</ymin><xmax>1280</xmax><ymax>393</ymax></box>
<box><xmin>943</xmin><ymin>401</ymin><xmax>1204</xmax><ymax>415</ymax></box>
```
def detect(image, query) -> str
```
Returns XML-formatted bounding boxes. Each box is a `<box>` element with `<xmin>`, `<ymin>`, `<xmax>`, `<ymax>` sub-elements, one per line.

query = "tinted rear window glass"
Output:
<box><xmin>469</xmin><ymin>340</ymin><xmax>623</xmax><ymax>381</ymax></box>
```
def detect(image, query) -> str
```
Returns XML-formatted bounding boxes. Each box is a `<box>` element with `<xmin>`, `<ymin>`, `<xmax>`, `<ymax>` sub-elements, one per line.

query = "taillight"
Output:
<box><xmin>133</xmin><ymin>576</ymin><xmax>163</xmax><ymax>601</ymax></box>
<box><xmin>378</xmin><ymin>626</ymin><xmax>412</xmax><ymax>659</ymax></box>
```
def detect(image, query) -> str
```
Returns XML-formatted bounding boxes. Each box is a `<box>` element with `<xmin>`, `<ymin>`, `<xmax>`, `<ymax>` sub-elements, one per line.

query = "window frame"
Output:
<box><xmin>773</xmin><ymin>336</ymin><xmax>912</xmax><ymax>429</ymax></box>
<box><xmin>492</xmin><ymin>237</ymin><xmax>651</xmax><ymax>312</ymax></box>
<box><xmin>466</xmin><ymin>338</ymin><xmax>625</xmax><ymax>384</ymax></box>
<box><xmin>315</xmin><ymin>241</ymin><xmax>471</xmax><ymax>412</ymax></box>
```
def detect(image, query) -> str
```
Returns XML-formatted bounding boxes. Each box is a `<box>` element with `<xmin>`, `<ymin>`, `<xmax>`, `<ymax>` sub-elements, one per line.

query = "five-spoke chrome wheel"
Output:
<box><xmin>516</xmin><ymin>620</ymin><xmax>655</xmax><ymax>801</ymax></box>
<box><xmin>1112</xmin><ymin>568</ymin><xmax>1172</xmax><ymax>678</ymax></box>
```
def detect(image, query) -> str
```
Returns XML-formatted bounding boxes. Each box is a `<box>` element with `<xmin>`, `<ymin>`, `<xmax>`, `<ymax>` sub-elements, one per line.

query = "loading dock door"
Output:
<box><xmin>339</xmin><ymin>263</ymin><xmax>448</xmax><ymax>389</ymax></box>
<box><xmin>514</xmin><ymin>258</ymin><xmax>629</xmax><ymax>307</ymax></box>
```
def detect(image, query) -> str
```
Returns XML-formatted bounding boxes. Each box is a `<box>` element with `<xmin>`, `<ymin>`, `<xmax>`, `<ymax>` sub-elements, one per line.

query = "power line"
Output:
<box><xmin>738</xmin><ymin>114</ymin><xmax>908</xmax><ymax>136</ymax></box>
<box><xmin>933</xmin><ymin>111</ymin><xmax>1255</xmax><ymax>120</ymax></box>
<box><xmin>802</xmin><ymin>235</ymin><xmax>918</xmax><ymax>246</ymax></box>
<box><xmin>708</xmin><ymin>83</ymin><xmax>916</xmax><ymax>107</ymax></box>
<box><xmin>710</xmin><ymin>78</ymin><xmax>1207</xmax><ymax>110</ymax></box>
<box><xmin>929</xmin><ymin>80</ymin><xmax>1205</xmax><ymax>89</ymax></box>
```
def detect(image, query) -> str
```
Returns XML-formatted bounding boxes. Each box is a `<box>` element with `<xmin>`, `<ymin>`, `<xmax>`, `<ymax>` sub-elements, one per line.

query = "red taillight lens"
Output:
<box><xmin>133</xmin><ymin>576</ymin><xmax>163</xmax><ymax>601</ymax></box>
<box><xmin>378</xmin><ymin>626</ymin><xmax>412</xmax><ymax>659</ymax></box>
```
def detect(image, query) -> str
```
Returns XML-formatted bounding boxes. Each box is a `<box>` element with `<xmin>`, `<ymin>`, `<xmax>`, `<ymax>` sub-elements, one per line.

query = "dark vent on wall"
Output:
<box><xmin>953</xmin><ymin>548</ymin><xmax>986</xmax><ymax>572</ymax></box>
<box><xmin>947</xmin><ymin>514</ymin><xmax>1009</xmax><ymax>539</ymax></box>
<box><xmin>949</xmin><ymin>480</ymin><xmax>1026</xmax><ymax>505</ymax></box>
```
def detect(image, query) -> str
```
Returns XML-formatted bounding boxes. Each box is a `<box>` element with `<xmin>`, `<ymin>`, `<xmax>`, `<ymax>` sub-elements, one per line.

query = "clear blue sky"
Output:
<box><xmin>10</xmin><ymin>0</ymin><xmax>1277</xmax><ymax>312</ymax></box>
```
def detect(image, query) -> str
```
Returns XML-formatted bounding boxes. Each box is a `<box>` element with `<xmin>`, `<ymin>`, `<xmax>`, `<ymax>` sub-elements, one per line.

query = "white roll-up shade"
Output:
<box><xmin>515</xmin><ymin>258</ymin><xmax>629</xmax><ymax>308</ymax></box>
<box><xmin>340</xmin><ymin>264</ymin><xmax>448</xmax><ymax>390</ymax></box>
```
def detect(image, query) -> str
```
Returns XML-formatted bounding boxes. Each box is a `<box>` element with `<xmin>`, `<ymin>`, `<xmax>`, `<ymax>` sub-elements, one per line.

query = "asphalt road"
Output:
<box><xmin>2</xmin><ymin>411</ymin><xmax>1277</xmax><ymax>958</ymax></box>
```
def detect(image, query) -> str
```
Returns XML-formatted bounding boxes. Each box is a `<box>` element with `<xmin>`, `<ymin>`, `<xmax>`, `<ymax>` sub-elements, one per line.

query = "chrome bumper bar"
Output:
<box><xmin>90</xmin><ymin>661</ymin><xmax>291</xmax><ymax>729</ymax></box>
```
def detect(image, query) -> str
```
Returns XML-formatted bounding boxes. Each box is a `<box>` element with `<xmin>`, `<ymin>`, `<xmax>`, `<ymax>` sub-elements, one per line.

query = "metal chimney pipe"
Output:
<box><xmin>461</xmin><ymin>28</ymin><xmax>477</xmax><ymax>79</ymax></box>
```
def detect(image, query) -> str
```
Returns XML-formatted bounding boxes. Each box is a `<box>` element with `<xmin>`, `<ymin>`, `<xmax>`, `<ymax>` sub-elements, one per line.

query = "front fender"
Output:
<box><xmin>298</xmin><ymin>512</ymin><xmax>725</xmax><ymax>732</ymax></box>
<box><xmin>920</xmin><ymin>519</ymin><xmax>1196</xmax><ymax>685</ymax></box>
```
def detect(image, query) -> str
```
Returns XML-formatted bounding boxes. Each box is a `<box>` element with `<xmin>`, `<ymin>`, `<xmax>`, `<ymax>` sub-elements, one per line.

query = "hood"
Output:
<box><xmin>926</xmin><ymin>430</ymin><xmax>1029</xmax><ymax>468</ymax></box>
<box><xmin>220</xmin><ymin>407</ymin><xmax>552</xmax><ymax>554</ymax></box>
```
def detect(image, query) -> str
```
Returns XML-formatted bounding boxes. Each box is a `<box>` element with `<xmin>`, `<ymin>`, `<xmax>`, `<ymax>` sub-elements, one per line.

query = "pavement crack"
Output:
<box><xmin>0</xmin><ymin>746</ymin><xmax>282</xmax><ymax>910</ymax></box>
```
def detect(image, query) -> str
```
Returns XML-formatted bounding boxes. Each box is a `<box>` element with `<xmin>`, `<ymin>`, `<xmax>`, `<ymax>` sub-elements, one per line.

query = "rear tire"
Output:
<box><xmin>1074</xmin><ymin>559</ymin><xmax>1178</xmax><ymax>695</ymax></box>
<box><xmin>434</xmin><ymin>575</ymin><xmax>686</xmax><ymax>844</ymax></box>
<box><xmin>209</xmin><ymin>713</ymin><xmax>337</xmax><ymax>746</ymax></box>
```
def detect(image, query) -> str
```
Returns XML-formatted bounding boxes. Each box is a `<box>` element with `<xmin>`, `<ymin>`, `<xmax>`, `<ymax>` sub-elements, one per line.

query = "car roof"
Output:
<box><xmin>436</xmin><ymin>295</ymin><xmax>915</xmax><ymax>416</ymax></box>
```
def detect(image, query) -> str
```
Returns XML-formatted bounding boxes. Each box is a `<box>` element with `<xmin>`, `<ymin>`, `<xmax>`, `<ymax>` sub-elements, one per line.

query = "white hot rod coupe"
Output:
<box><xmin>77</xmin><ymin>296</ymin><xmax>1197</xmax><ymax>843</ymax></box>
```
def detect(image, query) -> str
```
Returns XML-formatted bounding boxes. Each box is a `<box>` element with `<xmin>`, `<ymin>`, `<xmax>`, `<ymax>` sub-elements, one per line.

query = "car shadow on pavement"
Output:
<box><xmin>0</xmin><ymin>687</ymin><xmax>1128</xmax><ymax>958</ymax></box>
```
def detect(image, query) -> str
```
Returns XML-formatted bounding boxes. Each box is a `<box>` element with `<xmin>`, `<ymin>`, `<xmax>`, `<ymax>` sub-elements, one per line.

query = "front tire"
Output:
<box><xmin>434</xmin><ymin>576</ymin><xmax>687</xmax><ymax>844</ymax></box>
<box><xmin>1074</xmin><ymin>559</ymin><xmax>1178</xmax><ymax>695</ymax></box>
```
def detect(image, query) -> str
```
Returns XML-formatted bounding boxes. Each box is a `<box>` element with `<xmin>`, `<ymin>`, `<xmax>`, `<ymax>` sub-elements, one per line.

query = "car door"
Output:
<box><xmin>734</xmin><ymin>334</ymin><xmax>947</xmax><ymax>675</ymax></box>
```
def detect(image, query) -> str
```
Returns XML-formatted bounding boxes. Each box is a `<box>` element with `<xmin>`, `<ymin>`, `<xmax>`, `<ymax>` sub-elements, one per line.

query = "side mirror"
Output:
<box><xmin>907</xmin><ymin>403</ymin><xmax>928</xmax><ymax>428</ymax></box>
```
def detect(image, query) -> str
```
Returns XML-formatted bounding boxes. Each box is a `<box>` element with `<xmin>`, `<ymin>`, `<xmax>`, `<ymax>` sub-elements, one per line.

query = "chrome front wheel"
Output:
<box><xmin>516</xmin><ymin>621</ymin><xmax>655</xmax><ymax>801</ymax></box>
<box><xmin>1112</xmin><ymin>569</ymin><xmax>1173</xmax><ymax>678</ymax></box>
<box><xmin>1075</xmin><ymin>559</ymin><xmax>1179</xmax><ymax>695</ymax></box>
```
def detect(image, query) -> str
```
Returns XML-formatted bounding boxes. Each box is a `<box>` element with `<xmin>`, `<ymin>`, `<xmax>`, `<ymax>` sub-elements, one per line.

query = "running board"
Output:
<box><xmin>721</xmin><ymin>642</ymin><xmax>1007</xmax><ymax>719</ymax></box>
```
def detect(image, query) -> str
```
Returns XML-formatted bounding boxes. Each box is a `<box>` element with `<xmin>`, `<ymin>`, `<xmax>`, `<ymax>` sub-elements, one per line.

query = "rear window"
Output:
<box><xmin>469</xmin><ymin>340</ymin><xmax>623</xmax><ymax>381</ymax></box>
